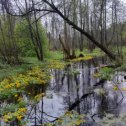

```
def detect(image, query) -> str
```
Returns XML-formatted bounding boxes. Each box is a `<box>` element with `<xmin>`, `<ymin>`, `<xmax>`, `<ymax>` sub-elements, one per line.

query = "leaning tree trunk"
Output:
<box><xmin>59</xmin><ymin>34</ymin><xmax>76</xmax><ymax>59</ymax></box>
<box><xmin>43</xmin><ymin>0</ymin><xmax>122</xmax><ymax>65</ymax></box>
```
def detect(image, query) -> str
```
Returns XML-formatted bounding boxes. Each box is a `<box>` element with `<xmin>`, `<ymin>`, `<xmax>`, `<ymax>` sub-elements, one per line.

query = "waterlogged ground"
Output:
<box><xmin>40</xmin><ymin>57</ymin><xmax>126</xmax><ymax>126</ymax></box>
<box><xmin>1</xmin><ymin>57</ymin><xmax>126</xmax><ymax>126</ymax></box>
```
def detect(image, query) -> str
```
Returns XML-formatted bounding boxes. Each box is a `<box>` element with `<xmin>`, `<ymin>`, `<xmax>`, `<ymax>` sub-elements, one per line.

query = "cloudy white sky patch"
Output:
<box><xmin>120</xmin><ymin>0</ymin><xmax>126</xmax><ymax>4</ymax></box>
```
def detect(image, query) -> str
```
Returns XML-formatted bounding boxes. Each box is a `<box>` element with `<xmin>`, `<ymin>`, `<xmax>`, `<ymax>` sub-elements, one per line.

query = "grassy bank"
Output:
<box><xmin>0</xmin><ymin>48</ymin><xmax>104</xmax><ymax>80</ymax></box>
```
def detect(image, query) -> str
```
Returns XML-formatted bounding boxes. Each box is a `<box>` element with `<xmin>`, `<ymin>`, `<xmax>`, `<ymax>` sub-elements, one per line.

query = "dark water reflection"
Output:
<box><xmin>28</xmin><ymin>57</ymin><xmax>126</xmax><ymax>126</ymax></box>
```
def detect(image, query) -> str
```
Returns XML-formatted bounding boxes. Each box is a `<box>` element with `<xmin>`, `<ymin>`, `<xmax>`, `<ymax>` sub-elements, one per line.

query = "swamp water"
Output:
<box><xmin>2</xmin><ymin>57</ymin><xmax>126</xmax><ymax>126</ymax></box>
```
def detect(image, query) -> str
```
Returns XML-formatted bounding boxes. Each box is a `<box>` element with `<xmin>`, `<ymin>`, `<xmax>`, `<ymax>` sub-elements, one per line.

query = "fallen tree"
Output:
<box><xmin>3</xmin><ymin>0</ymin><xmax>123</xmax><ymax>65</ymax></box>
<box><xmin>42</xmin><ymin>0</ymin><xmax>122</xmax><ymax>65</ymax></box>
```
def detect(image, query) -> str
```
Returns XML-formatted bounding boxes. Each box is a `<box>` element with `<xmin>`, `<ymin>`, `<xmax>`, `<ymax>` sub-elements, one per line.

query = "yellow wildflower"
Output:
<box><xmin>4</xmin><ymin>118</ymin><xmax>9</xmax><ymax>123</ymax></box>
<box><xmin>17</xmin><ymin>115</ymin><xmax>23</xmax><ymax>120</ymax></box>
<box><xmin>14</xmin><ymin>94</ymin><xmax>18</xmax><ymax>97</ymax></box>
<box><xmin>113</xmin><ymin>86</ymin><xmax>118</xmax><ymax>91</ymax></box>
<box><xmin>16</xmin><ymin>82</ymin><xmax>21</xmax><ymax>88</ymax></box>
<box><xmin>18</xmin><ymin>108</ymin><xmax>27</xmax><ymax>113</ymax></box>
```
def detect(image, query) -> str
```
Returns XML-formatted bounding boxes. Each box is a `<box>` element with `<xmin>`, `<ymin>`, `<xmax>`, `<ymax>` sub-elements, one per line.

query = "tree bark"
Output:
<box><xmin>43</xmin><ymin>0</ymin><xmax>121</xmax><ymax>63</ymax></box>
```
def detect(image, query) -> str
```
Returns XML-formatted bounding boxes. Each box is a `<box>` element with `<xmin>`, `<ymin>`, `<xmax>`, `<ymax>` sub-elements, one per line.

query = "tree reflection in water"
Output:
<box><xmin>26</xmin><ymin>57</ymin><xmax>126</xmax><ymax>126</ymax></box>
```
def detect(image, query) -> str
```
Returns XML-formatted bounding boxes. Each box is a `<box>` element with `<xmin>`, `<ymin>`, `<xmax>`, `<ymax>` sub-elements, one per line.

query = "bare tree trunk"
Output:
<box><xmin>32</xmin><ymin>0</ymin><xmax>43</xmax><ymax>61</ymax></box>
<box><xmin>43</xmin><ymin>0</ymin><xmax>120</xmax><ymax>63</ymax></box>
<box><xmin>79</xmin><ymin>0</ymin><xmax>84</xmax><ymax>51</ymax></box>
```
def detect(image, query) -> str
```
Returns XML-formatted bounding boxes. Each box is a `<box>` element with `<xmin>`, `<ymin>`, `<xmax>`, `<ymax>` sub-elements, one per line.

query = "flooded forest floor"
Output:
<box><xmin>1</xmin><ymin>49</ymin><xmax>126</xmax><ymax>126</ymax></box>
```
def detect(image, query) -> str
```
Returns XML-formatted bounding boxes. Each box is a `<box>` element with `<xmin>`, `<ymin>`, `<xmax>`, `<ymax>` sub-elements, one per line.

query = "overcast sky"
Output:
<box><xmin>120</xmin><ymin>0</ymin><xmax>126</xmax><ymax>4</ymax></box>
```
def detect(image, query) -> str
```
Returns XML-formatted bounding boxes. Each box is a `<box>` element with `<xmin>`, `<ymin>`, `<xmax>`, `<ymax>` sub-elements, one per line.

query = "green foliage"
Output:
<box><xmin>99</xmin><ymin>67</ymin><xmax>114</xmax><ymax>80</ymax></box>
<box><xmin>46</xmin><ymin>51</ymin><xmax>64</xmax><ymax>60</ymax></box>
<box><xmin>0</xmin><ymin>66</ymin><xmax>50</xmax><ymax>124</ymax></box>
<box><xmin>69</xmin><ymin>55</ymin><xmax>93</xmax><ymax>62</ymax></box>
<box><xmin>100</xmin><ymin>113</ymin><xmax>126</xmax><ymax>126</ymax></box>
<box><xmin>0</xmin><ymin>60</ymin><xmax>67</xmax><ymax>125</ymax></box>
<box><xmin>0</xmin><ymin>57</ymin><xmax>66</xmax><ymax>80</ymax></box>
<box><xmin>0</xmin><ymin>16</ymin><xmax>20</xmax><ymax>63</ymax></box>
<box><xmin>76</xmin><ymin>48</ymin><xmax>104</xmax><ymax>57</ymax></box>
<box><xmin>46</xmin><ymin>60</ymin><xmax>65</xmax><ymax>69</ymax></box>
<box><xmin>37</xmin><ymin>21</ymin><xmax>49</xmax><ymax>58</ymax></box>
<box><xmin>117</xmin><ymin>47</ymin><xmax>126</xmax><ymax>71</ymax></box>
<box><xmin>15</xmin><ymin>19</ymin><xmax>49</xmax><ymax>57</ymax></box>
<box><xmin>0</xmin><ymin>62</ymin><xmax>31</xmax><ymax>81</ymax></box>
<box><xmin>44</xmin><ymin>111</ymin><xmax>85</xmax><ymax>126</ymax></box>
<box><xmin>15</xmin><ymin>20</ymin><xmax>33</xmax><ymax>56</ymax></box>
<box><xmin>65</xmin><ymin>69</ymin><xmax>80</xmax><ymax>76</ymax></box>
